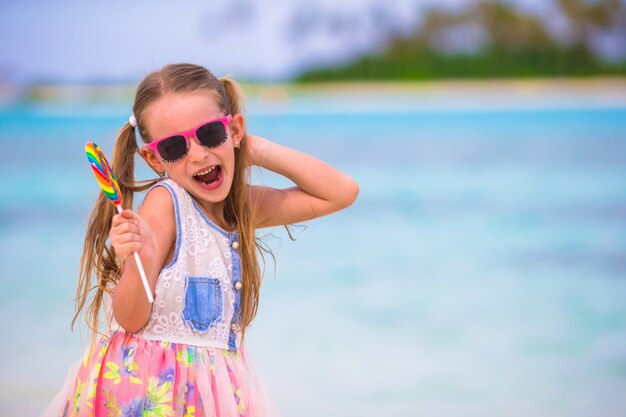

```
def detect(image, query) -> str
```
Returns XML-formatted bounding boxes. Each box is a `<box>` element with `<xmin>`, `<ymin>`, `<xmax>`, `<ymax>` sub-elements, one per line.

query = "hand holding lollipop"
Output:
<box><xmin>85</xmin><ymin>142</ymin><xmax>154</xmax><ymax>304</ymax></box>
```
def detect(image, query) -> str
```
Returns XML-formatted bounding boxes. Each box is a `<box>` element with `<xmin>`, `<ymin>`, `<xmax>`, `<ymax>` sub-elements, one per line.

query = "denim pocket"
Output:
<box><xmin>182</xmin><ymin>277</ymin><xmax>222</xmax><ymax>332</ymax></box>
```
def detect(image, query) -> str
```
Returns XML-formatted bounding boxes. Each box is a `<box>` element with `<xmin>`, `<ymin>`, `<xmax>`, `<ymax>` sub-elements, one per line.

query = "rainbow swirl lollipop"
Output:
<box><xmin>85</xmin><ymin>142</ymin><xmax>122</xmax><ymax>206</ymax></box>
<box><xmin>85</xmin><ymin>141</ymin><xmax>154</xmax><ymax>304</ymax></box>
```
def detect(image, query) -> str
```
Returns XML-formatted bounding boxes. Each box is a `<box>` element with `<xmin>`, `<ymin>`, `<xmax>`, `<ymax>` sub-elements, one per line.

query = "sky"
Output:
<box><xmin>0</xmin><ymin>0</ymin><xmax>622</xmax><ymax>84</ymax></box>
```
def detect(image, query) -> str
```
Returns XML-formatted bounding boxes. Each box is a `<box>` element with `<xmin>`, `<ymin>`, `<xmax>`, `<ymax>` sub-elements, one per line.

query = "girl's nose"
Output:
<box><xmin>187</xmin><ymin>135</ymin><xmax>209</xmax><ymax>162</ymax></box>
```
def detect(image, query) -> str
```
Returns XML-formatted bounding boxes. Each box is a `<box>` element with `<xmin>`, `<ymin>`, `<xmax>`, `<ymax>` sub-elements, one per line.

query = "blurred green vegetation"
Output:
<box><xmin>297</xmin><ymin>0</ymin><xmax>626</xmax><ymax>81</ymax></box>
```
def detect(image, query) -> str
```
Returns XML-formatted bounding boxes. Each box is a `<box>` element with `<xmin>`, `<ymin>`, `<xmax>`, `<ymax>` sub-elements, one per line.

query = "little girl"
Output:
<box><xmin>45</xmin><ymin>63</ymin><xmax>358</xmax><ymax>416</ymax></box>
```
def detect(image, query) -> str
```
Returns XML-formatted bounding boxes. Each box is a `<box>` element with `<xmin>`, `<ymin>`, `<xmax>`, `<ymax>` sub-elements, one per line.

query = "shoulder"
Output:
<box><xmin>142</xmin><ymin>179</ymin><xmax>189</xmax><ymax>209</ymax></box>
<box><xmin>142</xmin><ymin>182</ymin><xmax>175</xmax><ymax>211</ymax></box>
<box><xmin>139</xmin><ymin>182</ymin><xmax>177</xmax><ymax>235</ymax></box>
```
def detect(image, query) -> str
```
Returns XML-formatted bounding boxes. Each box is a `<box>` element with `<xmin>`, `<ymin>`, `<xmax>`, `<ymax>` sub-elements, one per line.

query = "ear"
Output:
<box><xmin>140</xmin><ymin>146</ymin><xmax>165</xmax><ymax>175</ymax></box>
<box><xmin>229</xmin><ymin>113</ymin><xmax>245</xmax><ymax>148</ymax></box>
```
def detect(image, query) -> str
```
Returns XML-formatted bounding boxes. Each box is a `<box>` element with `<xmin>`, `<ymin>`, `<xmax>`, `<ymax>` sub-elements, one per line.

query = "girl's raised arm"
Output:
<box><xmin>247</xmin><ymin>134</ymin><xmax>359</xmax><ymax>229</ymax></box>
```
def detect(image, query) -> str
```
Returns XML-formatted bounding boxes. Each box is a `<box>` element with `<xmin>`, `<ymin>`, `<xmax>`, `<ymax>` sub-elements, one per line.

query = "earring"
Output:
<box><xmin>158</xmin><ymin>171</ymin><xmax>166</xmax><ymax>178</ymax></box>
<box><xmin>234</xmin><ymin>142</ymin><xmax>240</xmax><ymax>149</ymax></box>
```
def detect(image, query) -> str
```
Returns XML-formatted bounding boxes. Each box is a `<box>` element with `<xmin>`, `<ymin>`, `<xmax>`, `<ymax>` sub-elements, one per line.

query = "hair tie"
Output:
<box><xmin>129</xmin><ymin>114</ymin><xmax>138</xmax><ymax>128</ymax></box>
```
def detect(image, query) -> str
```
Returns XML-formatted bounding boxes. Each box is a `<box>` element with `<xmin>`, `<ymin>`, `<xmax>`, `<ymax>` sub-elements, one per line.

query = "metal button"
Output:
<box><xmin>234</xmin><ymin>281</ymin><xmax>242</xmax><ymax>290</ymax></box>
<box><xmin>231</xmin><ymin>240</ymin><xmax>239</xmax><ymax>250</ymax></box>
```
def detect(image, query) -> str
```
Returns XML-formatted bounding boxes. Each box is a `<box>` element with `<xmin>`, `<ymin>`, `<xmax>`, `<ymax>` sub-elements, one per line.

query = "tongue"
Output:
<box><xmin>195</xmin><ymin>166</ymin><xmax>219</xmax><ymax>184</ymax></box>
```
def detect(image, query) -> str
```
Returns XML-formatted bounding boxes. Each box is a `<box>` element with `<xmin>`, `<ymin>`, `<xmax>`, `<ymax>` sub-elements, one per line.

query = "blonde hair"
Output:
<box><xmin>73</xmin><ymin>63</ymin><xmax>271</xmax><ymax>347</ymax></box>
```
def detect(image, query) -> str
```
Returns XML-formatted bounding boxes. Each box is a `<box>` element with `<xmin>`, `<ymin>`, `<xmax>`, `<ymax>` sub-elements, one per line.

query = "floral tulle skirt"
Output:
<box><xmin>47</xmin><ymin>331</ymin><xmax>277</xmax><ymax>417</ymax></box>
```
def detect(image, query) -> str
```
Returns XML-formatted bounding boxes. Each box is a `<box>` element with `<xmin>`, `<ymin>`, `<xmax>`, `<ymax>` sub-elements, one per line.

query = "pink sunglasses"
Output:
<box><xmin>143</xmin><ymin>115</ymin><xmax>233</xmax><ymax>162</ymax></box>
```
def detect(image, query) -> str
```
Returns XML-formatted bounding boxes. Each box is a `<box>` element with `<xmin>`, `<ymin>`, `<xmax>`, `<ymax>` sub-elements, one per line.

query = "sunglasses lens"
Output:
<box><xmin>196</xmin><ymin>121</ymin><xmax>227</xmax><ymax>148</ymax></box>
<box><xmin>157</xmin><ymin>136</ymin><xmax>187</xmax><ymax>161</ymax></box>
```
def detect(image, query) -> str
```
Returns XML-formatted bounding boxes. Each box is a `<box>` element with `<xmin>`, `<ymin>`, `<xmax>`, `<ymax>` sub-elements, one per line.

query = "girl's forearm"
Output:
<box><xmin>249</xmin><ymin>135</ymin><xmax>358</xmax><ymax>205</ymax></box>
<box><xmin>112</xmin><ymin>252</ymin><xmax>159</xmax><ymax>333</ymax></box>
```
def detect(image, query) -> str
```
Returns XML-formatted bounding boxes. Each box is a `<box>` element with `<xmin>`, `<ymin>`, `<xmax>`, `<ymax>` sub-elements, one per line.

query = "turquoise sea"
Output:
<box><xmin>1</xmin><ymin>87</ymin><xmax>625</xmax><ymax>416</ymax></box>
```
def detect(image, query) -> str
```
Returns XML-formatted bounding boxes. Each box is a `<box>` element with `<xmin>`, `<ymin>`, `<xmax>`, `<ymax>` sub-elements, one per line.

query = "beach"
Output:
<box><xmin>1</xmin><ymin>78</ymin><xmax>625</xmax><ymax>416</ymax></box>
<box><xmin>5</xmin><ymin>77</ymin><xmax>626</xmax><ymax>107</ymax></box>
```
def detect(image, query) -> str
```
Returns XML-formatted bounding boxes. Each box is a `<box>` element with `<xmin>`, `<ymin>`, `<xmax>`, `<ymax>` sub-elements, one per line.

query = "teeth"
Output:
<box><xmin>195</xmin><ymin>166</ymin><xmax>216</xmax><ymax>176</ymax></box>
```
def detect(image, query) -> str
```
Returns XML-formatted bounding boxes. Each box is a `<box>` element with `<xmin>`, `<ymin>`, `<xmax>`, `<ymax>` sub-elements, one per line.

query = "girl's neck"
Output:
<box><xmin>193</xmin><ymin>197</ymin><xmax>234</xmax><ymax>232</ymax></box>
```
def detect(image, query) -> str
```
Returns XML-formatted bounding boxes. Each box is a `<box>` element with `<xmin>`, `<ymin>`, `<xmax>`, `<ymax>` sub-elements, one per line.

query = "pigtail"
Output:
<box><xmin>219</xmin><ymin>76</ymin><xmax>244</xmax><ymax>115</ymax></box>
<box><xmin>72</xmin><ymin>122</ymin><xmax>159</xmax><ymax>348</ymax></box>
<box><xmin>218</xmin><ymin>76</ymin><xmax>281</xmax><ymax>342</ymax></box>
<box><xmin>219</xmin><ymin>76</ymin><xmax>259</xmax><ymax>339</ymax></box>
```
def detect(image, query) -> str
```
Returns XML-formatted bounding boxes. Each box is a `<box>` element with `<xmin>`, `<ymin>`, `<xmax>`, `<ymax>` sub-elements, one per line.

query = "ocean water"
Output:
<box><xmin>1</xmin><ymin>90</ymin><xmax>625</xmax><ymax>416</ymax></box>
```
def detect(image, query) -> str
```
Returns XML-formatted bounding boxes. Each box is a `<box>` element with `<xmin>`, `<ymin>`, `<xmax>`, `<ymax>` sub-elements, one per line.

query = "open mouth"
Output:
<box><xmin>193</xmin><ymin>165</ymin><xmax>223</xmax><ymax>189</ymax></box>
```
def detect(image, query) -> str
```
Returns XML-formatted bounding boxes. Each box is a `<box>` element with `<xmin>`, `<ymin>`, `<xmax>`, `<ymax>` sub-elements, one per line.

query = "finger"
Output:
<box><xmin>111</xmin><ymin>232</ymin><xmax>141</xmax><ymax>245</ymax></box>
<box><xmin>111</xmin><ymin>213</ymin><xmax>123</xmax><ymax>227</ymax></box>
<box><xmin>112</xmin><ymin>209</ymin><xmax>136</xmax><ymax>224</ymax></box>
<box><xmin>111</xmin><ymin>219</ymin><xmax>140</xmax><ymax>234</ymax></box>
<box><xmin>120</xmin><ymin>221</ymin><xmax>140</xmax><ymax>234</ymax></box>
<box><xmin>120</xmin><ymin>208</ymin><xmax>135</xmax><ymax>218</ymax></box>
<box><xmin>112</xmin><ymin>212</ymin><xmax>137</xmax><ymax>228</ymax></box>
<box><xmin>114</xmin><ymin>242</ymin><xmax>142</xmax><ymax>257</ymax></box>
<box><xmin>111</xmin><ymin>231</ymin><xmax>142</xmax><ymax>245</ymax></box>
